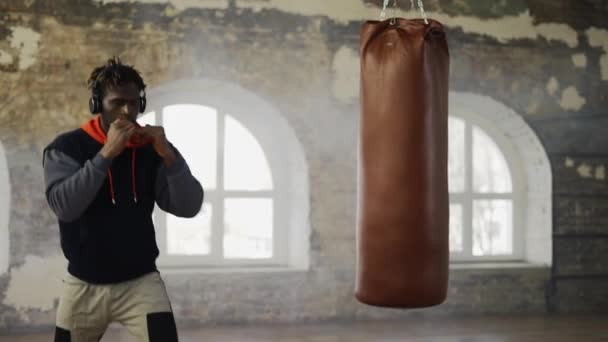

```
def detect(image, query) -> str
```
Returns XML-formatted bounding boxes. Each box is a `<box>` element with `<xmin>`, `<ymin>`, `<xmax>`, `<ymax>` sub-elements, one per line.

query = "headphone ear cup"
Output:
<box><xmin>90</xmin><ymin>80</ymin><xmax>102</xmax><ymax>114</ymax></box>
<box><xmin>89</xmin><ymin>96</ymin><xmax>101</xmax><ymax>114</ymax></box>
<box><xmin>139</xmin><ymin>95</ymin><xmax>146</xmax><ymax>113</ymax></box>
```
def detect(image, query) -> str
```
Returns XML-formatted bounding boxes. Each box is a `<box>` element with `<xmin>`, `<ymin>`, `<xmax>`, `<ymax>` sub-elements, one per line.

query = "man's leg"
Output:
<box><xmin>55</xmin><ymin>274</ymin><xmax>110</xmax><ymax>342</ymax></box>
<box><xmin>111</xmin><ymin>272</ymin><xmax>178</xmax><ymax>342</ymax></box>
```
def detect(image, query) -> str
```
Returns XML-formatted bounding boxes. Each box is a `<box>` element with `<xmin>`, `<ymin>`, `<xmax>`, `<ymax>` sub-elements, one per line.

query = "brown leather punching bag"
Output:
<box><xmin>355</xmin><ymin>11</ymin><xmax>450</xmax><ymax>308</ymax></box>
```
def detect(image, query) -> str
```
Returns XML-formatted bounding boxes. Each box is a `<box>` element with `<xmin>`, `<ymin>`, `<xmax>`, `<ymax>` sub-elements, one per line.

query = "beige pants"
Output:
<box><xmin>55</xmin><ymin>271</ymin><xmax>177</xmax><ymax>342</ymax></box>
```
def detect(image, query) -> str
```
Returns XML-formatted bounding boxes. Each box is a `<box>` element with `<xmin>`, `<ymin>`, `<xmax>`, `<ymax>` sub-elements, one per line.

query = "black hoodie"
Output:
<box><xmin>43</xmin><ymin>116</ymin><xmax>204</xmax><ymax>284</ymax></box>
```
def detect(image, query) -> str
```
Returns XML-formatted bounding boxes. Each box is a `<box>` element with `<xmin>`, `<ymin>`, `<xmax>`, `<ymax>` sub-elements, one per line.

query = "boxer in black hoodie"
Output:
<box><xmin>43</xmin><ymin>57</ymin><xmax>203</xmax><ymax>342</ymax></box>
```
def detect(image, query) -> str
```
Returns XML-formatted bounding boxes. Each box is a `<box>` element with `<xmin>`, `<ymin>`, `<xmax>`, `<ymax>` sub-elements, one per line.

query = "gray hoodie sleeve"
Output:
<box><xmin>155</xmin><ymin>145</ymin><xmax>204</xmax><ymax>218</ymax></box>
<box><xmin>43</xmin><ymin>149</ymin><xmax>112</xmax><ymax>222</ymax></box>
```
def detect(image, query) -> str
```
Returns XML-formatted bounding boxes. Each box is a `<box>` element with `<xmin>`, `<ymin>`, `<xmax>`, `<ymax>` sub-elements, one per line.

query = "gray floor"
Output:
<box><xmin>1</xmin><ymin>314</ymin><xmax>607</xmax><ymax>341</ymax></box>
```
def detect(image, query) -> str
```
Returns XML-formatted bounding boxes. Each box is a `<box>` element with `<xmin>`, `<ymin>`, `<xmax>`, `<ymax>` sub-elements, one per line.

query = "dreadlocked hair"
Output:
<box><xmin>87</xmin><ymin>56</ymin><xmax>146</xmax><ymax>95</ymax></box>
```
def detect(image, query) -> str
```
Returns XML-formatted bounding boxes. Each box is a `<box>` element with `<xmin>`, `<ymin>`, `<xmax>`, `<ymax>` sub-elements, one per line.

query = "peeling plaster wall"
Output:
<box><xmin>3</xmin><ymin>255</ymin><xmax>66</xmax><ymax>322</ymax></box>
<box><xmin>586</xmin><ymin>27</ymin><xmax>608</xmax><ymax>81</ymax></box>
<box><xmin>0</xmin><ymin>0</ymin><xmax>608</xmax><ymax>332</ymax></box>
<box><xmin>0</xmin><ymin>141</ymin><xmax>8</xmax><ymax>276</ymax></box>
<box><xmin>100</xmin><ymin>0</ymin><xmax>230</xmax><ymax>10</ymax></box>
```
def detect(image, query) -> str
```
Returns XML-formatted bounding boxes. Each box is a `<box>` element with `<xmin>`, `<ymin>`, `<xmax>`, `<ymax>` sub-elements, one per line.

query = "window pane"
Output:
<box><xmin>448</xmin><ymin>117</ymin><xmax>465</xmax><ymax>193</ymax></box>
<box><xmin>473</xmin><ymin>200</ymin><xmax>513</xmax><ymax>256</ymax></box>
<box><xmin>167</xmin><ymin>203</ymin><xmax>212</xmax><ymax>255</ymax></box>
<box><xmin>224</xmin><ymin>115</ymin><xmax>273</xmax><ymax>191</ymax></box>
<box><xmin>472</xmin><ymin>126</ymin><xmax>512</xmax><ymax>193</ymax></box>
<box><xmin>137</xmin><ymin>111</ymin><xmax>156</xmax><ymax>126</ymax></box>
<box><xmin>449</xmin><ymin>203</ymin><xmax>463</xmax><ymax>252</ymax></box>
<box><xmin>163</xmin><ymin>105</ymin><xmax>217</xmax><ymax>190</ymax></box>
<box><xmin>224</xmin><ymin>198</ymin><xmax>273</xmax><ymax>259</ymax></box>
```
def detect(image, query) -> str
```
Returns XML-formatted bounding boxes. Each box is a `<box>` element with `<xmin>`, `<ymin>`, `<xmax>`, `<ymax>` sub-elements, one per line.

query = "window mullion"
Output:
<box><xmin>156</xmin><ymin>208</ymin><xmax>168</xmax><ymax>259</ymax></box>
<box><xmin>464</xmin><ymin>121</ymin><xmax>473</xmax><ymax>259</ymax></box>
<box><xmin>212</xmin><ymin>112</ymin><xmax>226</xmax><ymax>263</ymax></box>
<box><xmin>470</xmin><ymin>193</ymin><xmax>513</xmax><ymax>199</ymax></box>
<box><xmin>223</xmin><ymin>190</ymin><xmax>274</xmax><ymax>197</ymax></box>
<box><xmin>157</xmin><ymin>108</ymin><xmax>168</xmax><ymax>260</ymax></box>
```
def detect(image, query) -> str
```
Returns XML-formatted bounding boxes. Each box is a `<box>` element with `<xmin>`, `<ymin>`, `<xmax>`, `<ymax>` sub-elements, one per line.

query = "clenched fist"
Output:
<box><xmin>135</xmin><ymin>125</ymin><xmax>177</xmax><ymax>166</ymax></box>
<box><xmin>100</xmin><ymin>117</ymin><xmax>137</xmax><ymax>159</ymax></box>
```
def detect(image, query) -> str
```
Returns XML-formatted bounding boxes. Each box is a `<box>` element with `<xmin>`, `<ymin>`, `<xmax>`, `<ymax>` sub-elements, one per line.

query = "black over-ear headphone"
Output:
<box><xmin>89</xmin><ymin>80</ymin><xmax>147</xmax><ymax>115</ymax></box>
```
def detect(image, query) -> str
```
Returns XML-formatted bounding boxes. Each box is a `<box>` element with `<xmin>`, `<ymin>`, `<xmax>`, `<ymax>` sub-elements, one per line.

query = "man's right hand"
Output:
<box><xmin>100</xmin><ymin>118</ymin><xmax>137</xmax><ymax>159</ymax></box>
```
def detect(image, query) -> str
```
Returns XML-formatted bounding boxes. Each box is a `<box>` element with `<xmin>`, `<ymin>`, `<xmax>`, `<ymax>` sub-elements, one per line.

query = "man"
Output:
<box><xmin>43</xmin><ymin>57</ymin><xmax>203</xmax><ymax>342</ymax></box>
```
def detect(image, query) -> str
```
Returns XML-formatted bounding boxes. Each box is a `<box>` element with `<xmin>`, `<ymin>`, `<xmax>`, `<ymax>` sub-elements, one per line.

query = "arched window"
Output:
<box><xmin>138</xmin><ymin>80</ymin><xmax>310</xmax><ymax>270</ymax></box>
<box><xmin>449</xmin><ymin>92</ymin><xmax>552</xmax><ymax>265</ymax></box>
<box><xmin>0</xmin><ymin>140</ymin><xmax>9</xmax><ymax>274</ymax></box>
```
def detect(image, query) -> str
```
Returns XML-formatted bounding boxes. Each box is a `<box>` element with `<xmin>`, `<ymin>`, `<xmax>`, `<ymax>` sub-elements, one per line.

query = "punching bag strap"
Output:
<box><xmin>379</xmin><ymin>0</ymin><xmax>429</xmax><ymax>25</ymax></box>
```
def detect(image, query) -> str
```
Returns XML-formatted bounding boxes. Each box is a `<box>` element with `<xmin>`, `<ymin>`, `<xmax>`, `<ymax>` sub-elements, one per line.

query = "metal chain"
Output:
<box><xmin>417</xmin><ymin>0</ymin><xmax>429</xmax><ymax>24</ymax></box>
<box><xmin>379</xmin><ymin>0</ymin><xmax>390</xmax><ymax>19</ymax></box>
<box><xmin>380</xmin><ymin>0</ymin><xmax>429</xmax><ymax>24</ymax></box>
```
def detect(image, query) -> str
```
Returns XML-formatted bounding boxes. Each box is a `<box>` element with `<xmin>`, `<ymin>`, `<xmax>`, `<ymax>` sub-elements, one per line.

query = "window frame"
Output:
<box><xmin>140</xmin><ymin>80</ymin><xmax>308</xmax><ymax>270</ymax></box>
<box><xmin>448</xmin><ymin>110</ymin><xmax>527</xmax><ymax>263</ymax></box>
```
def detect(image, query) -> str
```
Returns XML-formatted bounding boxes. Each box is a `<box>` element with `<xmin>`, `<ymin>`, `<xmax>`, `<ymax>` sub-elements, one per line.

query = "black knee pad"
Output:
<box><xmin>54</xmin><ymin>326</ymin><xmax>71</xmax><ymax>342</ymax></box>
<box><xmin>147</xmin><ymin>312</ymin><xmax>178</xmax><ymax>342</ymax></box>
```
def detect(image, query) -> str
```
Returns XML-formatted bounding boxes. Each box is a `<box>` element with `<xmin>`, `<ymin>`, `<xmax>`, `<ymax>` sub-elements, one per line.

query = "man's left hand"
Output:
<box><xmin>138</xmin><ymin>125</ymin><xmax>177</xmax><ymax>165</ymax></box>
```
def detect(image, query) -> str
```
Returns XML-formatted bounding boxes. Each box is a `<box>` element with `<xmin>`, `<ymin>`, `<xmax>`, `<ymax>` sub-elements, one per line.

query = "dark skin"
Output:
<box><xmin>98</xmin><ymin>83</ymin><xmax>176</xmax><ymax>166</ymax></box>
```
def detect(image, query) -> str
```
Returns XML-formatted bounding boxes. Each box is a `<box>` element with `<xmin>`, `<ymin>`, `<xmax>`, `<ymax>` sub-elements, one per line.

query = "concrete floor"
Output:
<box><xmin>1</xmin><ymin>314</ymin><xmax>607</xmax><ymax>341</ymax></box>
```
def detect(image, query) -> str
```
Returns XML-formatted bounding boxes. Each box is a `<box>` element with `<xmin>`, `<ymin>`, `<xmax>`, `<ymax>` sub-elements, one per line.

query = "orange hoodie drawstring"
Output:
<box><xmin>81</xmin><ymin>116</ymin><xmax>146</xmax><ymax>206</ymax></box>
<box><xmin>106</xmin><ymin>149</ymin><xmax>138</xmax><ymax>205</ymax></box>
<box><xmin>107</xmin><ymin>169</ymin><xmax>116</xmax><ymax>205</ymax></box>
